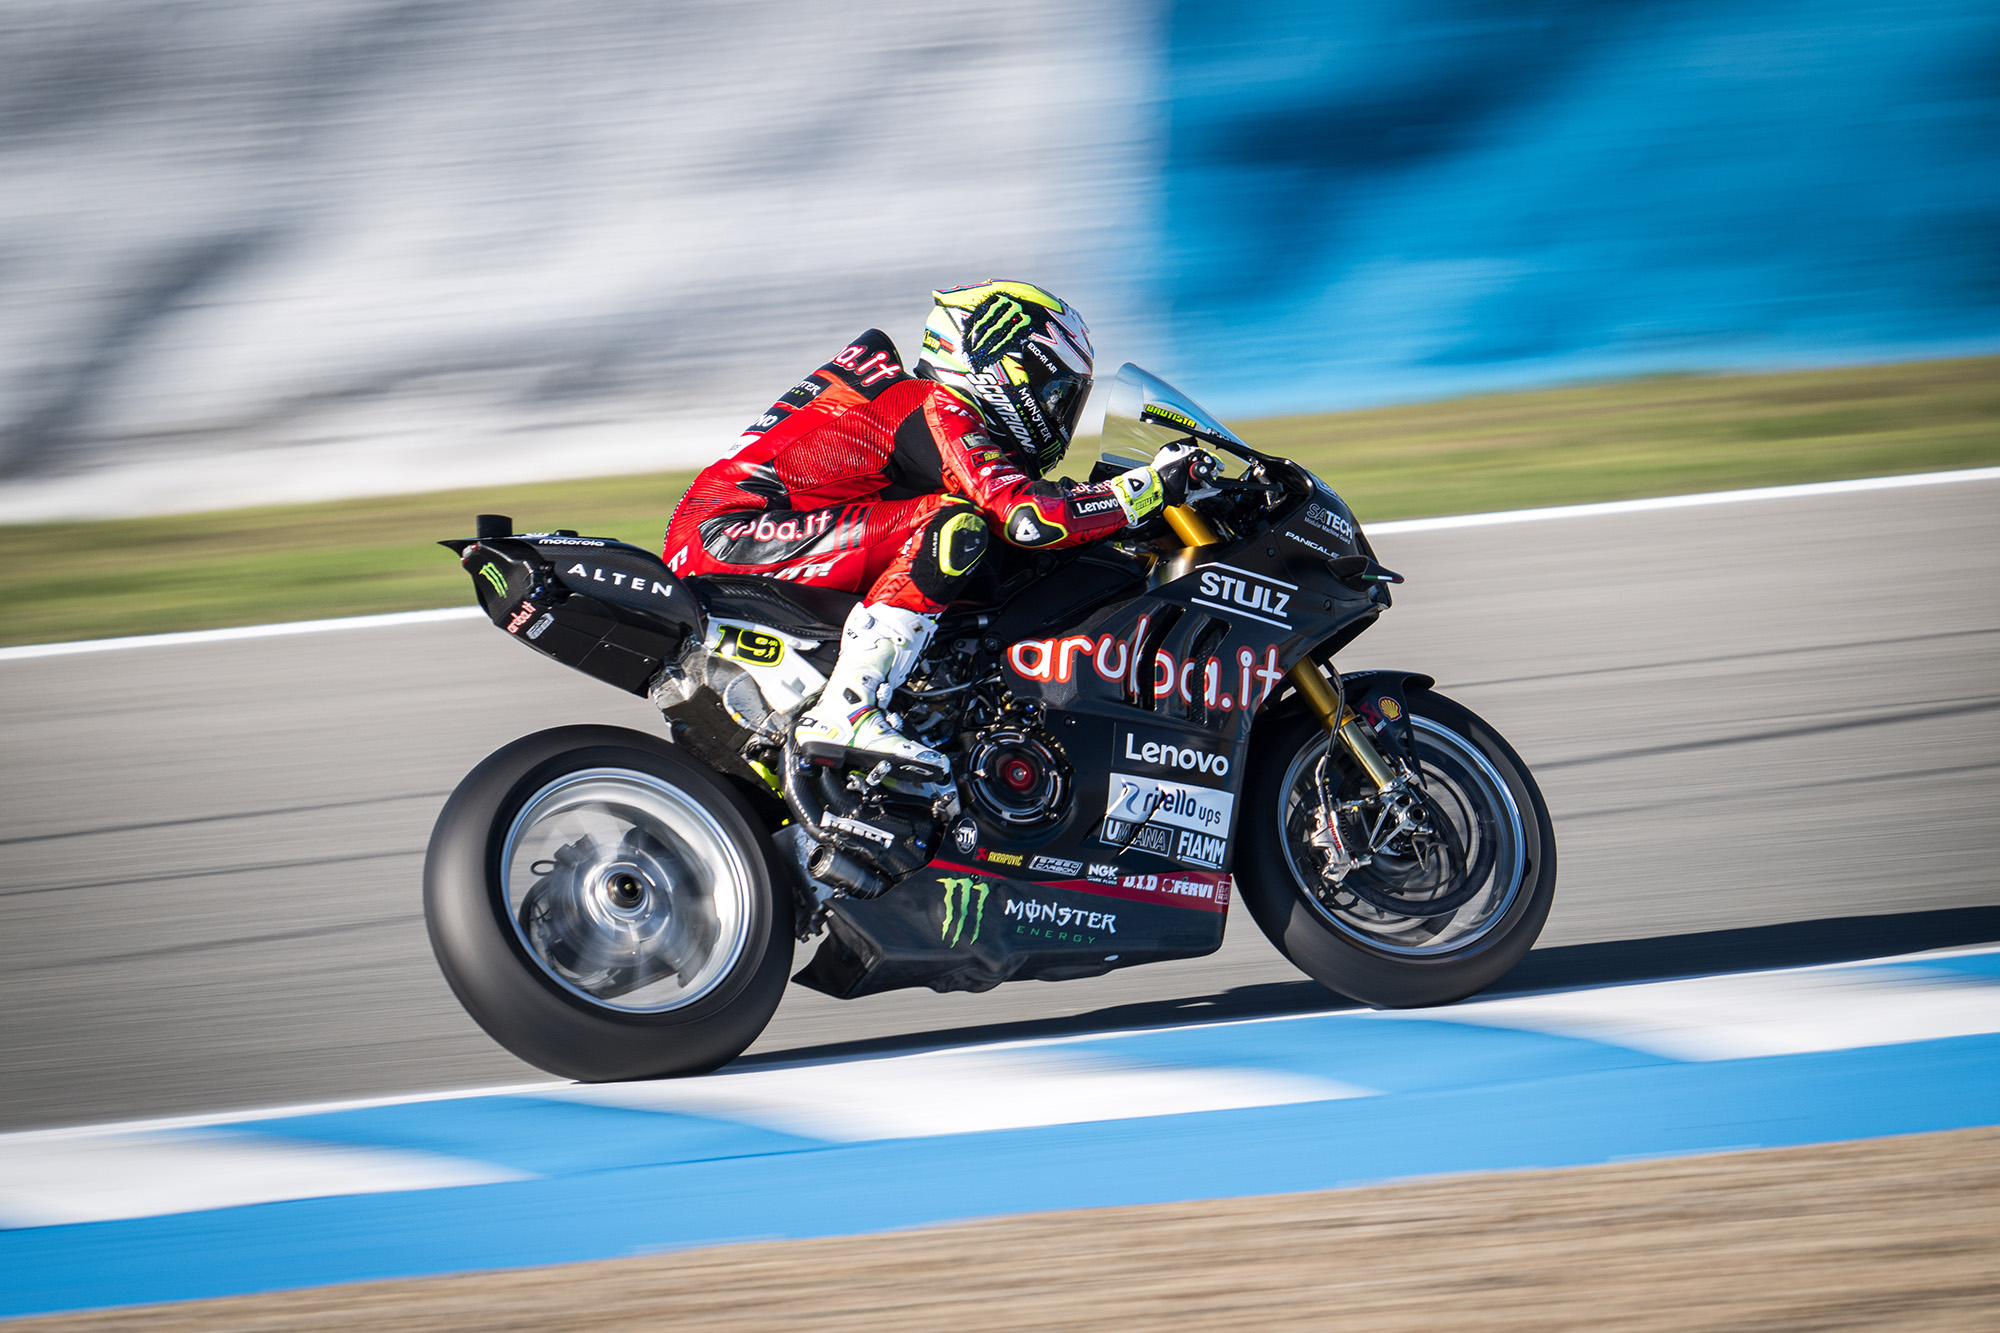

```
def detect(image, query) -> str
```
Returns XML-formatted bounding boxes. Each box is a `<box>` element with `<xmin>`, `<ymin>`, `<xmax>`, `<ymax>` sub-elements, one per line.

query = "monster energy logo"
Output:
<box><xmin>967</xmin><ymin>297</ymin><xmax>1030</xmax><ymax>361</ymax></box>
<box><xmin>477</xmin><ymin>563</ymin><xmax>508</xmax><ymax>596</ymax></box>
<box><xmin>939</xmin><ymin>877</ymin><xmax>991</xmax><ymax>946</ymax></box>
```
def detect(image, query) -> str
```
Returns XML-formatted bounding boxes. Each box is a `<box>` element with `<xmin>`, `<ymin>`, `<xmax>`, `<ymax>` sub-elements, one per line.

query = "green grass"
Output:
<box><xmin>4</xmin><ymin>355</ymin><xmax>1995</xmax><ymax>647</ymax></box>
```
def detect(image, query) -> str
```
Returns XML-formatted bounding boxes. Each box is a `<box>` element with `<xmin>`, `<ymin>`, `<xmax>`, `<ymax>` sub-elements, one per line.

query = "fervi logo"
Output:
<box><xmin>1123</xmin><ymin>733</ymin><xmax>1230</xmax><ymax>777</ymax></box>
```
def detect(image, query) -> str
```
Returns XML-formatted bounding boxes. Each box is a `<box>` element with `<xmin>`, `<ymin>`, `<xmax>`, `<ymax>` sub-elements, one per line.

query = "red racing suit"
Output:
<box><xmin>663</xmin><ymin>329</ymin><xmax>1131</xmax><ymax>614</ymax></box>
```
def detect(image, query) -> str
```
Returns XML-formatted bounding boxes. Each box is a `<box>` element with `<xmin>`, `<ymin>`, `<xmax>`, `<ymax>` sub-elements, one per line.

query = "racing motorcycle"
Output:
<box><xmin>425</xmin><ymin>365</ymin><xmax>1556</xmax><ymax>1081</ymax></box>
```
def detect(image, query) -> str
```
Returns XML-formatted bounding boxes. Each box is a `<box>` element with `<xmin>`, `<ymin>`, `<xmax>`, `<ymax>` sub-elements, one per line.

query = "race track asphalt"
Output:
<box><xmin>3</xmin><ymin>479</ymin><xmax>1996</xmax><ymax>1132</ymax></box>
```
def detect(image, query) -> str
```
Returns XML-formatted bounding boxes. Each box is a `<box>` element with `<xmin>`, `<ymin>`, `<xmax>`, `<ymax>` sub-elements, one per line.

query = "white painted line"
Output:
<box><xmin>0</xmin><ymin>606</ymin><xmax>485</xmax><ymax>663</ymax></box>
<box><xmin>5</xmin><ymin>944</ymin><xmax>1995</xmax><ymax>1151</ymax></box>
<box><xmin>1370</xmin><ymin>965</ymin><xmax>2000</xmax><ymax>1060</ymax></box>
<box><xmin>0</xmin><ymin>1079</ymin><xmax>571</xmax><ymax>1146</ymax></box>
<box><xmin>548</xmin><ymin>1048</ymin><xmax>1367</xmax><ymax>1141</ymax></box>
<box><xmin>0</xmin><ymin>1131</ymin><xmax>530</xmax><ymax>1228</ymax></box>
<box><xmin>4</xmin><ymin>465</ymin><xmax>1995</xmax><ymax>663</ymax></box>
<box><xmin>1367</xmin><ymin>465</ymin><xmax>2000</xmax><ymax>535</ymax></box>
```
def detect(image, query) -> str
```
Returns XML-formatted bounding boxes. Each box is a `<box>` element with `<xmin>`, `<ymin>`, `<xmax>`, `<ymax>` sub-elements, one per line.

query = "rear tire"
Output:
<box><xmin>425</xmin><ymin>725</ymin><xmax>792</xmax><ymax>1080</ymax></box>
<box><xmin>1237</xmin><ymin>688</ymin><xmax>1555</xmax><ymax>1007</ymax></box>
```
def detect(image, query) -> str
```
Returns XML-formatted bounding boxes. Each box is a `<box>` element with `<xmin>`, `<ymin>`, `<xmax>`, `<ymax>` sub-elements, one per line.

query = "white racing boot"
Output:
<box><xmin>795</xmin><ymin>602</ymin><xmax>948</xmax><ymax>778</ymax></box>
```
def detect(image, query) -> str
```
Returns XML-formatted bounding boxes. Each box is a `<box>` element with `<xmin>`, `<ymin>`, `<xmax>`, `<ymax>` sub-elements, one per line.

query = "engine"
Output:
<box><xmin>963</xmin><ymin>712</ymin><xmax>1072</xmax><ymax>831</ymax></box>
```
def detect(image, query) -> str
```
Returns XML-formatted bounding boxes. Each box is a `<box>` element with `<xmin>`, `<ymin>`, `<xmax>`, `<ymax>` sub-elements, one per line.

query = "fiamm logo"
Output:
<box><xmin>940</xmin><ymin>877</ymin><xmax>991</xmax><ymax>947</ymax></box>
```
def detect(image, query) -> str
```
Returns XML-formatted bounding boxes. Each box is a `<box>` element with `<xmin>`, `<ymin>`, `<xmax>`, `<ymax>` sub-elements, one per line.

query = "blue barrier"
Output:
<box><xmin>1161</xmin><ymin>0</ymin><xmax>2000</xmax><ymax>414</ymax></box>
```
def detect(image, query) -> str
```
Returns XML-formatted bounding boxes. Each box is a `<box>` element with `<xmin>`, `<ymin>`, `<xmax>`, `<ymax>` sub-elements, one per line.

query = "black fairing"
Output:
<box><xmin>686</xmin><ymin>574</ymin><xmax>859</xmax><ymax>635</ymax></box>
<box><xmin>794</xmin><ymin>480</ymin><xmax>1398</xmax><ymax>999</ymax></box>
<box><xmin>442</xmin><ymin>534</ymin><xmax>702</xmax><ymax>695</ymax></box>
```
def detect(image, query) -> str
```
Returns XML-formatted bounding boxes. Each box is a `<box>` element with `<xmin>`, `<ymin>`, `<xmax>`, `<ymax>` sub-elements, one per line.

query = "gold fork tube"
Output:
<box><xmin>1170</xmin><ymin>499</ymin><xmax>1398</xmax><ymax>790</ymax></box>
<box><xmin>1163</xmin><ymin>504</ymin><xmax>1220</xmax><ymax>548</ymax></box>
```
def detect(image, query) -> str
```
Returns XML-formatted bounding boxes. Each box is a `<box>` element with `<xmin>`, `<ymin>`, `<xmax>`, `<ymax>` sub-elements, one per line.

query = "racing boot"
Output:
<box><xmin>795</xmin><ymin>602</ymin><xmax>948</xmax><ymax>778</ymax></box>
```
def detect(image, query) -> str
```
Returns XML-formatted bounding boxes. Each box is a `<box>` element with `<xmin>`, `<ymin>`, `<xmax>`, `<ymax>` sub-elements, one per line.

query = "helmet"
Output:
<box><xmin>916</xmin><ymin>280</ymin><xmax>1093</xmax><ymax>474</ymax></box>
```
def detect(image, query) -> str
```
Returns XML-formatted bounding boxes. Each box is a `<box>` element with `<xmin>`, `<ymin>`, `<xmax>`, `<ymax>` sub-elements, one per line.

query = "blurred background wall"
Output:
<box><xmin>2</xmin><ymin>0</ymin><xmax>1995</xmax><ymax>519</ymax></box>
<box><xmin>1161</xmin><ymin>0</ymin><xmax>2000</xmax><ymax>416</ymax></box>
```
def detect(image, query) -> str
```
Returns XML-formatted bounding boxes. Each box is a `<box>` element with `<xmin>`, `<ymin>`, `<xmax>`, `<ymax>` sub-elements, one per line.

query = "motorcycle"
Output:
<box><xmin>424</xmin><ymin>364</ymin><xmax>1557</xmax><ymax>1081</ymax></box>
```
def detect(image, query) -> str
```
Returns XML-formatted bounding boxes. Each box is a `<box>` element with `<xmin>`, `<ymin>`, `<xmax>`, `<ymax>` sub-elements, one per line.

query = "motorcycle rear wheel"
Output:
<box><xmin>1237</xmin><ymin>688</ymin><xmax>1555</xmax><ymax>1008</ymax></box>
<box><xmin>425</xmin><ymin>725</ymin><xmax>793</xmax><ymax>1081</ymax></box>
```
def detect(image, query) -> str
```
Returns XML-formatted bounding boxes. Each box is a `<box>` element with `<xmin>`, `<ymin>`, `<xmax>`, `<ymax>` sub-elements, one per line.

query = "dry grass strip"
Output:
<box><xmin>18</xmin><ymin>1126</ymin><xmax>2000</xmax><ymax>1332</ymax></box>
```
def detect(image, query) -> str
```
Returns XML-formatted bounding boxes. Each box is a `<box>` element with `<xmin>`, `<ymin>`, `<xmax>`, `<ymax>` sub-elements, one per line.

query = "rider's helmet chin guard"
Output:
<box><xmin>916</xmin><ymin>280</ymin><xmax>1093</xmax><ymax>476</ymax></box>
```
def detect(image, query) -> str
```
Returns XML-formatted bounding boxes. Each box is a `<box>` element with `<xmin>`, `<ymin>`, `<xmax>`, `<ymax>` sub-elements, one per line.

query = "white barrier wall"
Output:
<box><xmin>0</xmin><ymin>1</ymin><xmax>1157</xmax><ymax>519</ymax></box>
<box><xmin>7</xmin><ymin>2</ymin><xmax>1997</xmax><ymax>520</ymax></box>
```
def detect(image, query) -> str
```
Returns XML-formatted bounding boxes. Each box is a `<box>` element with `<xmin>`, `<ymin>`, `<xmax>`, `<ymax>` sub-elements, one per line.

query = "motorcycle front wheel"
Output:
<box><xmin>424</xmin><ymin>725</ymin><xmax>793</xmax><ymax>1081</ymax></box>
<box><xmin>1237</xmin><ymin>687</ymin><xmax>1556</xmax><ymax>1008</ymax></box>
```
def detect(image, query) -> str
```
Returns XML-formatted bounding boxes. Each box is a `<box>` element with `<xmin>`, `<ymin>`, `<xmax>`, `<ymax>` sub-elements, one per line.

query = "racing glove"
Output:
<box><xmin>1109</xmin><ymin>443</ymin><xmax>1208</xmax><ymax>526</ymax></box>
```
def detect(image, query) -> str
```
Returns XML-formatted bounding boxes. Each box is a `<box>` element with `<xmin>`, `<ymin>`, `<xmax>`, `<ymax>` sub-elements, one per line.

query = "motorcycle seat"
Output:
<box><xmin>685</xmin><ymin>574</ymin><xmax>858</xmax><ymax>641</ymax></box>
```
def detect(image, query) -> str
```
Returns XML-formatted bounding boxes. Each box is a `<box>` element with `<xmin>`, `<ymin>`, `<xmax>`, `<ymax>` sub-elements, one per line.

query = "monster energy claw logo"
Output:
<box><xmin>477</xmin><ymin>563</ymin><xmax>508</xmax><ymax>596</ymax></box>
<box><xmin>940</xmin><ymin>877</ymin><xmax>991</xmax><ymax>946</ymax></box>
<box><xmin>967</xmin><ymin>297</ymin><xmax>1030</xmax><ymax>362</ymax></box>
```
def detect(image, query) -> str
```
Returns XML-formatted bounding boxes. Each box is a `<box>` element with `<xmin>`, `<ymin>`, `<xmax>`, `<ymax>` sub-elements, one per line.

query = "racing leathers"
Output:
<box><xmin>664</xmin><ymin>328</ymin><xmax>1140</xmax><ymax>610</ymax></box>
<box><xmin>662</xmin><ymin>328</ymin><xmax>1163</xmax><ymax>775</ymax></box>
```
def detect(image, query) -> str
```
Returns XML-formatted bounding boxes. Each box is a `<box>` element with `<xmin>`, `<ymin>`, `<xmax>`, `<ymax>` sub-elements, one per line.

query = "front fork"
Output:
<box><xmin>1164</xmin><ymin>504</ymin><xmax>1402</xmax><ymax>791</ymax></box>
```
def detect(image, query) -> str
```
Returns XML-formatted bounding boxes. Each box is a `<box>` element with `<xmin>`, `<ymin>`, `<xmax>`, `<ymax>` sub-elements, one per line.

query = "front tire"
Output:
<box><xmin>424</xmin><ymin>725</ymin><xmax>793</xmax><ymax>1081</ymax></box>
<box><xmin>1237</xmin><ymin>688</ymin><xmax>1555</xmax><ymax>1008</ymax></box>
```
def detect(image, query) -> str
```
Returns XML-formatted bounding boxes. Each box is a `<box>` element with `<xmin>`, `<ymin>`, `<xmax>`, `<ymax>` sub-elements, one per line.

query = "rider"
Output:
<box><xmin>663</xmin><ymin>280</ymin><xmax>1198</xmax><ymax>777</ymax></box>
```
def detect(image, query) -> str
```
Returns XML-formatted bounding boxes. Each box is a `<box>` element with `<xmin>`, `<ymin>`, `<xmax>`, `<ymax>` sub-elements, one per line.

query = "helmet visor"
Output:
<box><xmin>1040</xmin><ymin>370</ymin><xmax>1091</xmax><ymax>445</ymax></box>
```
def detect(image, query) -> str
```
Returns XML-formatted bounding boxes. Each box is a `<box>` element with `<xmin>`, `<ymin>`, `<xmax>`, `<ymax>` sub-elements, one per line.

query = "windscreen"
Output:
<box><xmin>1096</xmin><ymin>363</ymin><xmax>1251</xmax><ymax>472</ymax></box>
